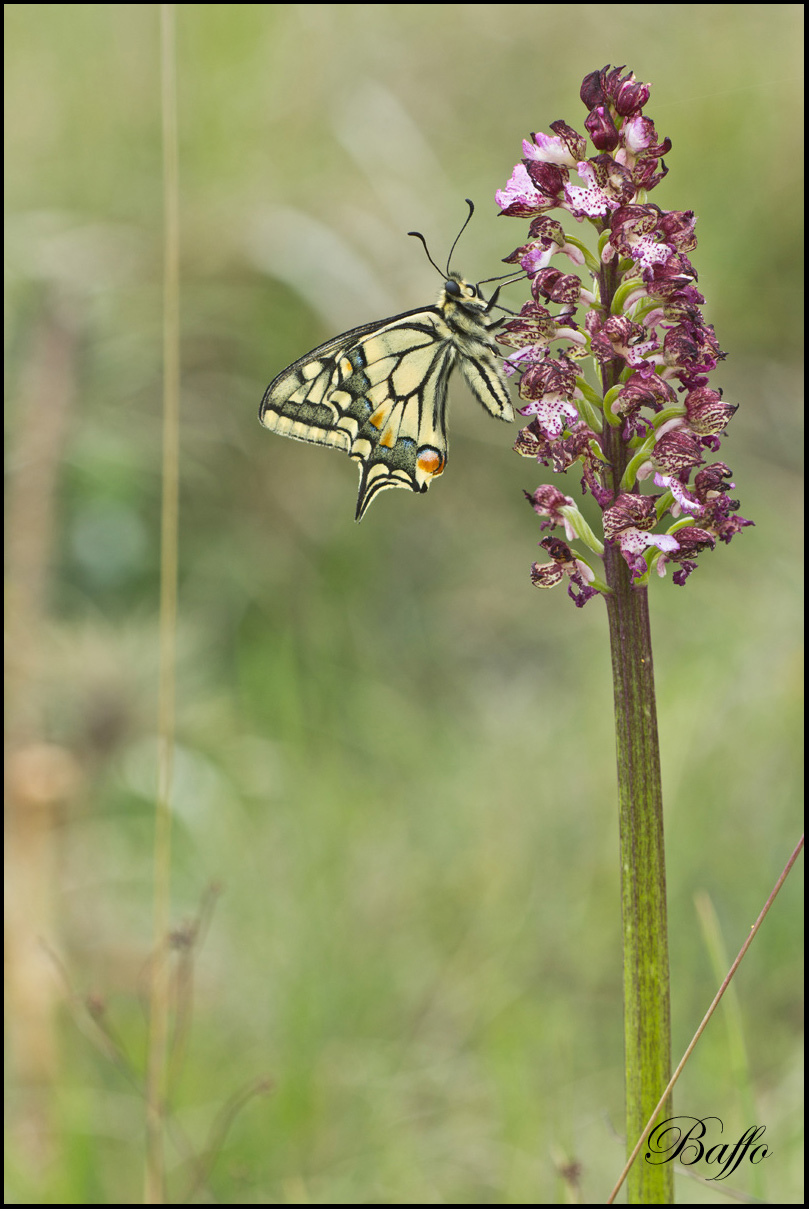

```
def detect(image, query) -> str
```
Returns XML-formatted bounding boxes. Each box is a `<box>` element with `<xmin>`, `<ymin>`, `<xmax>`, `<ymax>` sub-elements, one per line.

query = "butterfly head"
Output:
<box><xmin>441</xmin><ymin>271</ymin><xmax>500</xmax><ymax>320</ymax></box>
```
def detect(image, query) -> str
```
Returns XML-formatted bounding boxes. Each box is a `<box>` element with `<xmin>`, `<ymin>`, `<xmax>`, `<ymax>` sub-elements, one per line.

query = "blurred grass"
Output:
<box><xmin>4</xmin><ymin>4</ymin><xmax>803</xmax><ymax>1204</ymax></box>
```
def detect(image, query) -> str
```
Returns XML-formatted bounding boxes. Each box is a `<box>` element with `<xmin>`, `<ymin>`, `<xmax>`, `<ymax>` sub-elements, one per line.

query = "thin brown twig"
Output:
<box><xmin>180</xmin><ymin>1076</ymin><xmax>274</xmax><ymax>1203</ymax></box>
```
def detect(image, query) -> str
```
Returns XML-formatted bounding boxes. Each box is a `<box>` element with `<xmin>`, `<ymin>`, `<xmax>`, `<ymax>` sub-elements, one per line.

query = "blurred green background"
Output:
<box><xmin>5</xmin><ymin>4</ymin><xmax>803</xmax><ymax>1203</ymax></box>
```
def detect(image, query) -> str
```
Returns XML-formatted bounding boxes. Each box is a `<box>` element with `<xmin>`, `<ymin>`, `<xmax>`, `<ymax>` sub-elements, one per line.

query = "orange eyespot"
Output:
<box><xmin>417</xmin><ymin>447</ymin><xmax>445</xmax><ymax>477</ymax></box>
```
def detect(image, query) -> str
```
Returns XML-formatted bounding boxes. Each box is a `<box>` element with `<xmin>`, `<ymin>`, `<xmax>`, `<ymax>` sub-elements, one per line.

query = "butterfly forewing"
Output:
<box><xmin>260</xmin><ymin>275</ymin><xmax>513</xmax><ymax>520</ymax></box>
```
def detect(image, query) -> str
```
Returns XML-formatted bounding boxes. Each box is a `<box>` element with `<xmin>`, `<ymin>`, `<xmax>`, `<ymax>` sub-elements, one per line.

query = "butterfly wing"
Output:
<box><xmin>260</xmin><ymin>308</ymin><xmax>458</xmax><ymax>520</ymax></box>
<box><xmin>260</xmin><ymin>276</ymin><xmax>514</xmax><ymax>520</ymax></box>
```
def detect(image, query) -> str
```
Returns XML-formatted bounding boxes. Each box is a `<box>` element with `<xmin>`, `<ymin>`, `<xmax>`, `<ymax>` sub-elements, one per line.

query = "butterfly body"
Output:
<box><xmin>260</xmin><ymin>272</ymin><xmax>513</xmax><ymax>520</ymax></box>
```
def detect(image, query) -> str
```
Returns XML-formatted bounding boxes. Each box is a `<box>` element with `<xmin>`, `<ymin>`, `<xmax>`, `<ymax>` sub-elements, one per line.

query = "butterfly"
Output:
<box><xmin>259</xmin><ymin>202</ymin><xmax>514</xmax><ymax>521</ymax></box>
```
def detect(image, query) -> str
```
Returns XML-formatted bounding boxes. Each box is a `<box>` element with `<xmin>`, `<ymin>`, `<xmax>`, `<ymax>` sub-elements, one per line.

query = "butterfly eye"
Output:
<box><xmin>444</xmin><ymin>279</ymin><xmax>461</xmax><ymax>296</ymax></box>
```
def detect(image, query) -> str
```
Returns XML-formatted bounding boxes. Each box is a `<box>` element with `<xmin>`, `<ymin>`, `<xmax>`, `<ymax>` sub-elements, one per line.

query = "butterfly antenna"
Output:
<box><xmin>476</xmin><ymin>269</ymin><xmax>528</xmax><ymax>287</ymax></box>
<box><xmin>445</xmin><ymin>199</ymin><xmax>475</xmax><ymax>276</ymax></box>
<box><xmin>408</xmin><ymin>199</ymin><xmax>484</xmax><ymax>280</ymax></box>
<box><xmin>407</xmin><ymin>228</ymin><xmax>446</xmax><ymax>279</ymax></box>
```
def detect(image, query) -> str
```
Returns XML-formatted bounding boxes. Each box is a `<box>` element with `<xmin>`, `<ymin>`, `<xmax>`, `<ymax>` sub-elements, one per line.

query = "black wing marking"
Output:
<box><xmin>260</xmin><ymin>309</ymin><xmax>458</xmax><ymax>520</ymax></box>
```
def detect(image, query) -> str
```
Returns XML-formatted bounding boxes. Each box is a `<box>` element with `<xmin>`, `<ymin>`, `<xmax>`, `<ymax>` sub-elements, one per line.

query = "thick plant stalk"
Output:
<box><xmin>601</xmin><ymin>271</ymin><xmax>672</xmax><ymax>1205</ymax></box>
<box><xmin>604</xmin><ymin>551</ymin><xmax>673</xmax><ymax>1203</ymax></box>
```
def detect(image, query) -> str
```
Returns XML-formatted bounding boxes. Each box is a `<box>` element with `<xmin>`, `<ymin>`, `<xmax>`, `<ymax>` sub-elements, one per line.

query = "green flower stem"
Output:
<box><xmin>576</xmin><ymin>394</ymin><xmax>604</xmax><ymax>433</ymax></box>
<box><xmin>601</xmin><ymin>260</ymin><xmax>673</xmax><ymax>1205</ymax></box>
<box><xmin>559</xmin><ymin>506</ymin><xmax>604</xmax><ymax>555</ymax></box>
<box><xmin>603</xmin><ymin>384</ymin><xmax>625</xmax><ymax>427</ymax></box>
<box><xmin>575</xmin><ymin>377</ymin><xmax>605</xmax><ymax>410</ymax></box>
<box><xmin>620</xmin><ymin>444</ymin><xmax>654</xmax><ymax>491</ymax></box>
<box><xmin>564</xmin><ymin>233</ymin><xmax>602</xmax><ymax>277</ymax></box>
<box><xmin>610</xmin><ymin>276</ymin><xmax>645</xmax><ymax>314</ymax></box>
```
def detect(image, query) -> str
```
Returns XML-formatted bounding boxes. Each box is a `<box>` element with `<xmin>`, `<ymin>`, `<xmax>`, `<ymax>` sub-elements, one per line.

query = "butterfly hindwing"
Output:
<box><xmin>260</xmin><ymin>274</ymin><xmax>513</xmax><ymax>520</ymax></box>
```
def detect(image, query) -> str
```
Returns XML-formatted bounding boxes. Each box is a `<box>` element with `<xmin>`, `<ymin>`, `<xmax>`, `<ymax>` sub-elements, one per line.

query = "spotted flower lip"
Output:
<box><xmin>602</xmin><ymin>493</ymin><xmax>680</xmax><ymax>578</ymax></box>
<box><xmin>564</xmin><ymin>157</ymin><xmax>636</xmax><ymax>219</ymax></box>
<box><xmin>495</xmin><ymin>163</ymin><xmax>556</xmax><ymax>218</ymax></box>
<box><xmin>525</xmin><ymin>485</ymin><xmax>578</xmax><ymax>539</ymax></box>
<box><xmin>531</xmin><ymin>536</ymin><xmax>599</xmax><ymax>607</ymax></box>
<box><xmin>607</xmin><ymin>204</ymin><xmax>692</xmax><ymax>269</ymax></box>
<box><xmin>497</xmin><ymin>66</ymin><xmax>751</xmax><ymax>603</ymax></box>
